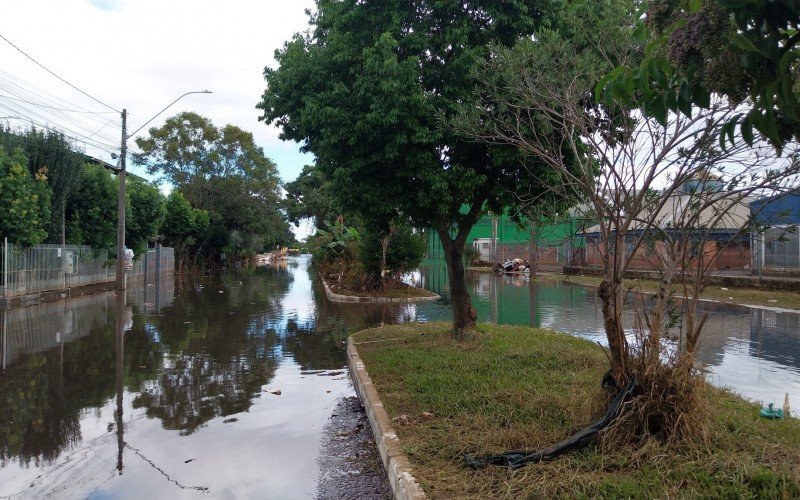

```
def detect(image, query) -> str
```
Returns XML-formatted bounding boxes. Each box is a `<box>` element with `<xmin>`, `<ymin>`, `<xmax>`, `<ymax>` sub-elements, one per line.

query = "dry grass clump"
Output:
<box><xmin>601</xmin><ymin>358</ymin><xmax>709</xmax><ymax>448</ymax></box>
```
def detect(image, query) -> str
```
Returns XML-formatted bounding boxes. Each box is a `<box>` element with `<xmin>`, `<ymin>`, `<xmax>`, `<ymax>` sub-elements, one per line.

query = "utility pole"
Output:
<box><xmin>112</xmin><ymin>91</ymin><xmax>210</xmax><ymax>292</ymax></box>
<box><xmin>115</xmin><ymin>109</ymin><xmax>127</xmax><ymax>291</ymax></box>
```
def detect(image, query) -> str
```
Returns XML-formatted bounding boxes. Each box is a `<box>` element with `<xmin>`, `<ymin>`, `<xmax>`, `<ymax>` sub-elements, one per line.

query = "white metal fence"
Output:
<box><xmin>1</xmin><ymin>238</ymin><xmax>175</xmax><ymax>298</ymax></box>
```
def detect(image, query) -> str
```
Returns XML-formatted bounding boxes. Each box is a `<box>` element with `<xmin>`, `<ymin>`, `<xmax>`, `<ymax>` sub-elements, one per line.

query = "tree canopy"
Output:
<box><xmin>259</xmin><ymin>0</ymin><xmax>572</xmax><ymax>334</ymax></box>
<box><xmin>135</xmin><ymin>112</ymin><xmax>293</xmax><ymax>259</ymax></box>
<box><xmin>0</xmin><ymin>125</ymin><xmax>84</xmax><ymax>243</ymax></box>
<box><xmin>600</xmin><ymin>0</ymin><xmax>800</xmax><ymax>148</ymax></box>
<box><xmin>282</xmin><ymin>164</ymin><xmax>338</xmax><ymax>228</ymax></box>
<box><xmin>0</xmin><ymin>146</ymin><xmax>51</xmax><ymax>247</ymax></box>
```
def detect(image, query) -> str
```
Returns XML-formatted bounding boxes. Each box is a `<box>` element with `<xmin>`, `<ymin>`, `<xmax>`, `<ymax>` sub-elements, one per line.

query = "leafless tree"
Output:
<box><xmin>453</xmin><ymin>28</ymin><xmax>800</xmax><ymax>438</ymax></box>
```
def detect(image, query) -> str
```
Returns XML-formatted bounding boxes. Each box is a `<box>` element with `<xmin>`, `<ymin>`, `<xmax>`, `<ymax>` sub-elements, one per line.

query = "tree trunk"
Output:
<box><xmin>380</xmin><ymin>234</ymin><xmax>390</xmax><ymax>289</ymax></box>
<box><xmin>597</xmin><ymin>279</ymin><xmax>628</xmax><ymax>385</ymax></box>
<box><xmin>529</xmin><ymin>223</ymin><xmax>538</xmax><ymax>277</ymax></box>
<box><xmin>439</xmin><ymin>229</ymin><xmax>476</xmax><ymax>339</ymax></box>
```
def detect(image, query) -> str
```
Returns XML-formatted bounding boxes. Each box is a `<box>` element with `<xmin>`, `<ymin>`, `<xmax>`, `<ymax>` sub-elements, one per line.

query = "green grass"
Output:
<box><xmin>353</xmin><ymin>323</ymin><xmax>800</xmax><ymax>499</ymax></box>
<box><xmin>542</xmin><ymin>273</ymin><xmax>800</xmax><ymax>311</ymax></box>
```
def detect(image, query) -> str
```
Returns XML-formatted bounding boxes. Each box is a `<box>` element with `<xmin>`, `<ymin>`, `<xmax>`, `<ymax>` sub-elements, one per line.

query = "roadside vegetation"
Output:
<box><xmin>264</xmin><ymin>0</ymin><xmax>800</xmax><ymax>477</ymax></box>
<box><xmin>0</xmin><ymin>118</ymin><xmax>297</xmax><ymax>269</ymax></box>
<box><xmin>555</xmin><ymin>273</ymin><xmax>800</xmax><ymax>311</ymax></box>
<box><xmin>354</xmin><ymin>323</ymin><xmax>800</xmax><ymax>498</ymax></box>
<box><xmin>308</xmin><ymin>216</ymin><xmax>430</xmax><ymax>298</ymax></box>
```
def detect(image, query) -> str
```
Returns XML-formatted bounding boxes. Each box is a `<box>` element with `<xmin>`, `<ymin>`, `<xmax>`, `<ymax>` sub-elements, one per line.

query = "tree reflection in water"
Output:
<box><xmin>131</xmin><ymin>269</ymin><xmax>290</xmax><ymax>435</ymax></box>
<box><xmin>0</xmin><ymin>298</ymin><xmax>162</xmax><ymax>466</ymax></box>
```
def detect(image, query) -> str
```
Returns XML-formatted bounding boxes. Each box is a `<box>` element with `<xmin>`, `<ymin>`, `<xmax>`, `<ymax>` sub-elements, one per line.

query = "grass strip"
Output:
<box><xmin>537</xmin><ymin>274</ymin><xmax>800</xmax><ymax>311</ymax></box>
<box><xmin>353</xmin><ymin>323</ymin><xmax>800</xmax><ymax>498</ymax></box>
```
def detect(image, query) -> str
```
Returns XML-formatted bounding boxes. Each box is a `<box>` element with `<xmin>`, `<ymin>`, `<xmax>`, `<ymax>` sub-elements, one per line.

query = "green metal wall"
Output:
<box><xmin>425</xmin><ymin>216</ymin><xmax>584</xmax><ymax>260</ymax></box>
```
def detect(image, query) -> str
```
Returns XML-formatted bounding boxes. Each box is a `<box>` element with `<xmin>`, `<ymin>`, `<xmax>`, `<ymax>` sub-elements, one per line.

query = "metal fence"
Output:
<box><xmin>473</xmin><ymin>240</ymin><xmax>582</xmax><ymax>269</ymax></box>
<box><xmin>1</xmin><ymin>238</ymin><xmax>175</xmax><ymax>298</ymax></box>
<box><xmin>131</xmin><ymin>246</ymin><xmax>175</xmax><ymax>281</ymax></box>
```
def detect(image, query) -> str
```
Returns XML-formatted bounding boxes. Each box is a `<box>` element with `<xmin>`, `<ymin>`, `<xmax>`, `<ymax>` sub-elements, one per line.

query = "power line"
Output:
<box><xmin>0</xmin><ymin>101</ymin><xmax>120</xmax><ymax>150</ymax></box>
<box><xmin>0</xmin><ymin>92</ymin><xmax>118</xmax><ymax>114</ymax></box>
<box><xmin>0</xmin><ymin>77</ymin><xmax>122</xmax><ymax>145</ymax></box>
<box><xmin>0</xmin><ymin>71</ymin><xmax>121</xmax><ymax>140</ymax></box>
<box><xmin>0</xmin><ymin>31</ymin><xmax>120</xmax><ymax>113</ymax></box>
<box><xmin>0</xmin><ymin>115</ymin><xmax>120</xmax><ymax>155</ymax></box>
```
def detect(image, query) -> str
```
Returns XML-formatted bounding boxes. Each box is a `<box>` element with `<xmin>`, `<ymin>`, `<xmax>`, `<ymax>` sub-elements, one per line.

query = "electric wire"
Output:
<box><xmin>0</xmin><ymin>92</ymin><xmax>118</xmax><ymax>114</ymax></box>
<box><xmin>0</xmin><ymin>97</ymin><xmax>121</xmax><ymax>148</ymax></box>
<box><xmin>0</xmin><ymin>72</ymin><xmax>121</xmax><ymax>141</ymax></box>
<box><xmin>0</xmin><ymin>78</ymin><xmax>122</xmax><ymax>145</ymax></box>
<box><xmin>0</xmin><ymin>31</ymin><xmax>120</xmax><ymax>113</ymax></box>
<box><xmin>0</xmin><ymin>101</ymin><xmax>120</xmax><ymax>151</ymax></box>
<box><xmin>0</xmin><ymin>116</ymin><xmax>120</xmax><ymax>158</ymax></box>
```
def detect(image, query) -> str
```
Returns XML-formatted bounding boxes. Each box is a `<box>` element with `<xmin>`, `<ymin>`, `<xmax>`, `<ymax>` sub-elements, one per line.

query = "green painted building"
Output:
<box><xmin>425</xmin><ymin>214</ymin><xmax>584</xmax><ymax>264</ymax></box>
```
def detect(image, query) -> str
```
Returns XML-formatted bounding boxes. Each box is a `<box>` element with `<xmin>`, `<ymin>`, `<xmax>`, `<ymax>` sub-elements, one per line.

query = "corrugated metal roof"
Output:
<box><xmin>583</xmin><ymin>192</ymin><xmax>754</xmax><ymax>235</ymax></box>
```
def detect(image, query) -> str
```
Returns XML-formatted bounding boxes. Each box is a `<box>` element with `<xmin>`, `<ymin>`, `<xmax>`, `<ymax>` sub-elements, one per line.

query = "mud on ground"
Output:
<box><xmin>316</xmin><ymin>396</ymin><xmax>391</xmax><ymax>500</ymax></box>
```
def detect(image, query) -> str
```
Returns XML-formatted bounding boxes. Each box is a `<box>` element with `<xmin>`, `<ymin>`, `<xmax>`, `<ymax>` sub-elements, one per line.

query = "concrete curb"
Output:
<box><xmin>347</xmin><ymin>336</ymin><xmax>427</xmax><ymax>500</ymax></box>
<box><xmin>320</xmin><ymin>276</ymin><xmax>440</xmax><ymax>304</ymax></box>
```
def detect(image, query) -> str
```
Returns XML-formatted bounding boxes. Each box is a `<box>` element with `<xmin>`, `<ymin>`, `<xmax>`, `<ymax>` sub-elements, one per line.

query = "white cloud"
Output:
<box><xmin>1</xmin><ymin>0</ymin><xmax>315</xmax><ymax>183</ymax></box>
<box><xmin>85</xmin><ymin>0</ymin><xmax>126</xmax><ymax>12</ymax></box>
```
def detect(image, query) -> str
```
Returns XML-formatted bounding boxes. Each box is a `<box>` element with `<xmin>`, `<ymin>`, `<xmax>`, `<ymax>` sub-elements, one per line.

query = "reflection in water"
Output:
<box><xmin>2</xmin><ymin>257</ymin><xmax>800</xmax><ymax>497</ymax></box>
<box><xmin>0</xmin><ymin>258</ymin><xmax>360</xmax><ymax>498</ymax></box>
<box><xmin>413</xmin><ymin>264</ymin><xmax>800</xmax><ymax>406</ymax></box>
<box><xmin>116</xmin><ymin>292</ymin><xmax>125</xmax><ymax>475</ymax></box>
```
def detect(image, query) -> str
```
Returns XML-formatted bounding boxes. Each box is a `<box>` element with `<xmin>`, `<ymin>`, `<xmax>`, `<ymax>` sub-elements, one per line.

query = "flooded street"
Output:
<box><xmin>0</xmin><ymin>257</ymin><xmax>370</xmax><ymax>498</ymax></box>
<box><xmin>2</xmin><ymin>256</ymin><xmax>800</xmax><ymax>497</ymax></box>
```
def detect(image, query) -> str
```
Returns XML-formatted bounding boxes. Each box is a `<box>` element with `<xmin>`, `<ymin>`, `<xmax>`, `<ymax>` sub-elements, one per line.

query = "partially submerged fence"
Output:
<box><xmin>1</xmin><ymin>238</ymin><xmax>174</xmax><ymax>299</ymax></box>
<box><xmin>473</xmin><ymin>240</ymin><xmax>583</xmax><ymax>269</ymax></box>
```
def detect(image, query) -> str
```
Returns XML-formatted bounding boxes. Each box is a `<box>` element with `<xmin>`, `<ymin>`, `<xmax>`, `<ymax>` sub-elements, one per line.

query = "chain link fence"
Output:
<box><xmin>1</xmin><ymin>239</ymin><xmax>174</xmax><ymax>298</ymax></box>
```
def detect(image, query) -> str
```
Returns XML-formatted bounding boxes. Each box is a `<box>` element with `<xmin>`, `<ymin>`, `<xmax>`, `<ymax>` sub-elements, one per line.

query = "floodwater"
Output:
<box><xmin>1</xmin><ymin>256</ymin><xmax>799</xmax><ymax>498</ymax></box>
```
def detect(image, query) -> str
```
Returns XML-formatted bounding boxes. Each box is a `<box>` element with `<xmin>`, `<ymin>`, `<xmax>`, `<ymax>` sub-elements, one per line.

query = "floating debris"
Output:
<box><xmin>760</xmin><ymin>402</ymin><xmax>784</xmax><ymax>419</ymax></box>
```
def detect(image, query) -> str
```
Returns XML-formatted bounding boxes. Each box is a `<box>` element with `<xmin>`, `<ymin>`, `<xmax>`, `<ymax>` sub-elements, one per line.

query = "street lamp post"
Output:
<box><xmin>115</xmin><ymin>90</ymin><xmax>212</xmax><ymax>291</ymax></box>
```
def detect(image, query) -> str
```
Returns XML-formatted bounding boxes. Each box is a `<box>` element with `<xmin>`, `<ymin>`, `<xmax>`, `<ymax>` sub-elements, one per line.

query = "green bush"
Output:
<box><xmin>359</xmin><ymin>225</ymin><xmax>426</xmax><ymax>280</ymax></box>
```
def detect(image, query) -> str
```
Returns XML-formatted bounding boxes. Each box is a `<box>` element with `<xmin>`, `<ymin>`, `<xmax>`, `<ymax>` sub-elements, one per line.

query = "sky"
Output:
<box><xmin>0</xmin><ymin>0</ymin><xmax>316</xmax><ymax>185</ymax></box>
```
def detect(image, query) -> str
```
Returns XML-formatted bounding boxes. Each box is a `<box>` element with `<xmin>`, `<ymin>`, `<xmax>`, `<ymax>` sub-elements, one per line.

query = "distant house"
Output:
<box><xmin>581</xmin><ymin>181</ymin><xmax>753</xmax><ymax>272</ymax></box>
<box><xmin>750</xmin><ymin>190</ymin><xmax>800</xmax><ymax>274</ymax></box>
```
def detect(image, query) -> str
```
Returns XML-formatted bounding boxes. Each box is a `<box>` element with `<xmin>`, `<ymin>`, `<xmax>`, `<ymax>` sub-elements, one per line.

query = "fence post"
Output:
<box><xmin>3</xmin><ymin>237</ymin><xmax>7</xmax><ymax>297</ymax></box>
<box><xmin>1</xmin><ymin>309</ymin><xmax>6</xmax><ymax>369</ymax></box>
<box><xmin>155</xmin><ymin>243</ymin><xmax>162</xmax><ymax>311</ymax></box>
<box><xmin>155</xmin><ymin>243</ymin><xmax>161</xmax><ymax>277</ymax></box>
<box><xmin>143</xmin><ymin>247</ymin><xmax>148</xmax><ymax>286</ymax></box>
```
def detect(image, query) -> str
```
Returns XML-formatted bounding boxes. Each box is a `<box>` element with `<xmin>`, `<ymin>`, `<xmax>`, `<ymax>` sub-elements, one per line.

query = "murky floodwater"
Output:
<box><xmin>1</xmin><ymin>256</ymin><xmax>799</xmax><ymax>498</ymax></box>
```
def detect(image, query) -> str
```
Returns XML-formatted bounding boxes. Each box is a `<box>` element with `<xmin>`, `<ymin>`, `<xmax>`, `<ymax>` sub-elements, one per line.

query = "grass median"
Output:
<box><xmin>551</xmin><ymin>274</ymin><xmax>800</xmax><ymax>311</ymax></box>
<box><xmin>352</xmin><ymin>323</ymin><xmax>800</xmax><ymax>498</ymax></box>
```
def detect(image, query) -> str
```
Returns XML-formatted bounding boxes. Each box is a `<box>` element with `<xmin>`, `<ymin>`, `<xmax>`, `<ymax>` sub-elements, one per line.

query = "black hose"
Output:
<box><xmin>464</xmin><ymin>376</ymin><xmax>637</xmax><ymax>469</ymax></box>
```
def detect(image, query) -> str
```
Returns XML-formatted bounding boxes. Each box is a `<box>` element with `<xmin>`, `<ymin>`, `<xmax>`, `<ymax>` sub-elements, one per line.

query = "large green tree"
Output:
<box><xmin>283</xmin><ymin>164</ymin><xmax>339</xmax><ymax>228</ymax></box>
<box><xmin>259</xmin><ymin>0</ymin><xmax>568</xmax><ymax>335</ymax></box>
<box><xmin>163</xmin><ymin>191</ymin><xmax>210</xmax><ymax>273</ymax></box>
<box><xmin>0</xmin><ymin>125</ymin><xmax>84</xmax><ymax>244</ymax></box>
<box><xmin>135</xmin><ymin>113</ymin><xmax>290</xmax><ymax>259</ymax></box>
<box><xmin>126</xmin><ymin>178</ymin><xmax>166</xmax><ymax>256</ymax></box>
<box><xmin>65</xmin><ymin>163</ymin><xmax>117</xmax><ymax>252</ymax></box>
<box><xmin>0</xmin><ymin>147</ymin><xmax>51</xmax><ymax>247</ymax></box>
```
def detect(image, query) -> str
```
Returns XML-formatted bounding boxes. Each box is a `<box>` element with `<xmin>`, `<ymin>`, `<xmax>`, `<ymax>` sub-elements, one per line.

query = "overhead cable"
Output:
<box><xmin>0</xmin><ymin>31</ymin><xmax>120</xmax><ymax>113</ymax></box>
